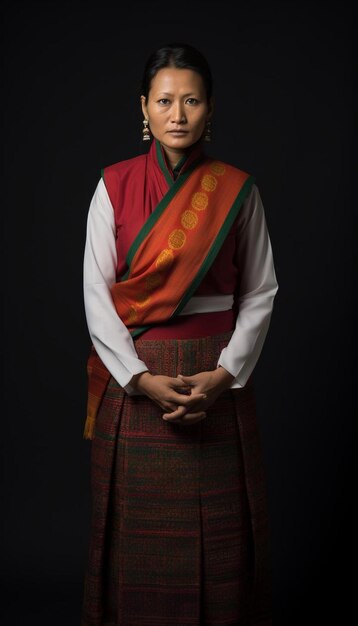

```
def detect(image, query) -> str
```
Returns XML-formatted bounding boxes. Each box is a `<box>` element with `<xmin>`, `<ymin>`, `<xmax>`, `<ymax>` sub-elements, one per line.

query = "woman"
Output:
<box><xmin>81</xmin><ymin>42</ymin><xmax>278</xmax><ymax>626</ymax></box>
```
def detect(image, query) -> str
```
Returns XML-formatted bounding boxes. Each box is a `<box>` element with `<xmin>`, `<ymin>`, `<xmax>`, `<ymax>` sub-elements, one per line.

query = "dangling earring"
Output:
<box><xmin>203</xmin><ymin>120</ymin><xmax>212</xmax><ymax>142</ymax></box>
<box><xmin>142</xmin><ymin>119</ymin><xmax>151</xmax><ymax>141</ymax></box>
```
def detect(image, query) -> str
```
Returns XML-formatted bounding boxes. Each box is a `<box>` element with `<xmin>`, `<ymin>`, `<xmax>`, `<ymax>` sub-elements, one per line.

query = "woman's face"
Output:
<box><xmin>141</xmin><ymin>67</ymin><xmax>213</xmax><ymax>153</ymax></box>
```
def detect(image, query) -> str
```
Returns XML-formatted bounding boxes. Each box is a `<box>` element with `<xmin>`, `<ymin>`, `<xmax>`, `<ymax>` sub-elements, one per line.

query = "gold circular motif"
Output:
<box><xmin>145</xmin><ymin>273</ymin><xmax>162</xmax><ymax>291</ymax></box>
<box><xmin>127</xmin><ymin>305</ymin><xmax>137</xmax><ymax>324</ymax></box>
<box><xmin>155</xmin><ymin>248</ymin><xmax>174</xmax><ymax>270</ymax></box>
<box><xmin>201</xmin><ymin>174</ymin><xmax>218</xmax><ymax>192</ymax></box>
<box><xmin>210</xmin><ymin>161</ymin><xmax>226</xmax><ymax>176</ymax></box>
<box><xmin>135</xmin><ymin>293</ymin><xmax>151</xmax><ymax>308</ymax></box>
<box><xmin>181</xmin><ymin>210</ymin><xmax>198</xmax><ymax>230</ymax></box>
<box><xmin>191</xmin><ymin>192</ymin><xmax>208</xmax><ymax>211</ymax></box>
<box><xmin>168</xmin><ymin>229</ymin><xmax>186</xmax><ymax>249</ymax></box>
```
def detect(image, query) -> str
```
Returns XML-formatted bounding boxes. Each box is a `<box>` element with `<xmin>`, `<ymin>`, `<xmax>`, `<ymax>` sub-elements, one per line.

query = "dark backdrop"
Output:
<box><xmin>1</xmin><ymin>1</ymin><xmax>355</xmax><ymax>624</ymax></box>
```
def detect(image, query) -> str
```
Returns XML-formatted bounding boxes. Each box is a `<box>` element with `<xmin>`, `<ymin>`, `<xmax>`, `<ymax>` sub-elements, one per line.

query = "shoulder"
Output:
<box><xmin>206</xmin><ymin>157</ymin><xmax>254</xmax><ymax>188</ymax></box>
<box><xmin>207</xmin><ymin>158</ymin><xmax>258</xmax><ymax>212</ymax></box>
<box><xmin>100</xmin><ymin>153</ymin><xmax>147</xmax><ymax>205</ymax></box>
<box><xmin>243</xmin><ymin>183</ymin><xmax>262</xmax><ymax>209</ymax></box>
<box><xmin>236</xmin><ymin>183</ymin><xmax>266</xmax><ymax>231</ymax></box>
<box><xmin>101</xmin><ymin>152</ymin><xmax>147</xmax><ymax>182</ymax></box>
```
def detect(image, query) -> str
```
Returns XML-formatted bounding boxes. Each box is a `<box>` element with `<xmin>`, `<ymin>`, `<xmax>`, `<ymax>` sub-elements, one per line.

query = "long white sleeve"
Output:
<box><xmin>83</xmin><ymin>178</ymin><xmax>149</xmax><ymax>394</ymax></box>
<box><xmin>217</xmin><ymin>184</ymin><xmax>279</xmax><ymax>387</ymax></box>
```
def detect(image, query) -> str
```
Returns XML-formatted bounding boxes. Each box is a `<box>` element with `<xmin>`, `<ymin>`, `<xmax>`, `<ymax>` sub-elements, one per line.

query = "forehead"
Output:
<box><xmin>149</xmin><ymin>67</ymin><xmax>205</xmax><ymax>95</ymax></box>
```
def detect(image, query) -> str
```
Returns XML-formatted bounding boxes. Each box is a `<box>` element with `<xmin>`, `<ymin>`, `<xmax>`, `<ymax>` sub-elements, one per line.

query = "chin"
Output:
<box><xmin>165</xmin><ymin>135</ymin><xmax>196</xmax><ymax>148</ymax></box>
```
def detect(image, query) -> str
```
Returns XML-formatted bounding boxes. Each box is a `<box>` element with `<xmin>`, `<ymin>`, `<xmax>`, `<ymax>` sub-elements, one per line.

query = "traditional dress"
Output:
<box><xmin>81</xmin><ymin>137</ymin><xmax>278</xmax><ymax>626</ymax></box>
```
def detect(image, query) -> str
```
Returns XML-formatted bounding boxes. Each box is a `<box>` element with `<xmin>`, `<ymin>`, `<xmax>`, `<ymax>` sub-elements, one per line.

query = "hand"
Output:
<box><xmin>176</xmin><ymin>367</ymin><xmax>235</xmax><ymax>412</ymax></box>
<box><xmin>130</xmin><ymin>371</ymin><xmax>208</xmax><ymax>424</ymax></box>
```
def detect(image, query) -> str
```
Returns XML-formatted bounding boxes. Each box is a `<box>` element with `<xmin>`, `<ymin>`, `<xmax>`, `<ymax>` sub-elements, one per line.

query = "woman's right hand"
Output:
<box><xmin>130</xmin><ymin>371</ymin><xmax>207</xmax><ymax>424</ymax></box>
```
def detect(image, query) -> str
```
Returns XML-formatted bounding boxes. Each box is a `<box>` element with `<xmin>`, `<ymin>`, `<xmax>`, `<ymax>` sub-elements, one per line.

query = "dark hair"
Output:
<box><xmin>141</xmin><ymin>42</ymin><xmax>213</xmax><ymax>102</ymax></box>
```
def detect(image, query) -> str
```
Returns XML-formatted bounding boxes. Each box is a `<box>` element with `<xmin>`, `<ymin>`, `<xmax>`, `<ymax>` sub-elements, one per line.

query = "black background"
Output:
<box><xmin>1</xmin><ymin>1</ymin><xmax>355</xmax><ymax>624</ymax></box>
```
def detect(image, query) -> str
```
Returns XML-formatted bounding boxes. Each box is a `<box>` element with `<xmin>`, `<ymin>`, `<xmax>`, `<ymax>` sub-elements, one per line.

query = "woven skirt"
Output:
<box><xmin>81</xmin><ymin>331</ymin><xmax>272</xmax><ymax>626</ymax></box>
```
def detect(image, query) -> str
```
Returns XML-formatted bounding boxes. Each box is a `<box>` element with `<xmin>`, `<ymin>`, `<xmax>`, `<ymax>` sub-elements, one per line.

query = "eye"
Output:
<box><xmin>158</xmin><ymin>98</ymin><xmax>170</xmax><ymax>105</ymax></box>
<box><xmin>186</xmin><ymin>98</ymin><xmax>199</xmax><ymax>105</ymax></box>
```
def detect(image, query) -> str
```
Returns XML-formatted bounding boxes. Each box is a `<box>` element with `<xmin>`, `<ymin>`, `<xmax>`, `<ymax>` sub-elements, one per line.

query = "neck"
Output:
<box><xmin>162</xmin><ymin>145</ymin><xmax>185</xmax><ymax>170</ymax></box>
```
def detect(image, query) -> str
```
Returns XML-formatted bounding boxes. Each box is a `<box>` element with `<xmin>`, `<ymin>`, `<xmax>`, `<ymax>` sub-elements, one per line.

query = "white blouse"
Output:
<box><xmin>83</xmin><ymin>177</ymin><xmax>279</xmax><ymax>394</ymax></box>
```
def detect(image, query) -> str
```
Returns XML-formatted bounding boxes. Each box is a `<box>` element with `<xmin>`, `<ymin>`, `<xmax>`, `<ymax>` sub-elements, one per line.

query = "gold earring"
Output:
<box><xmin>142</xmin><ymin>119</ymin><xmax>151</xmax><ymax>141</ymax></box>
<box><xmin>203</xmin><ymin>120</ymin><xmax>212</xmax><ymax>142</ymax></box>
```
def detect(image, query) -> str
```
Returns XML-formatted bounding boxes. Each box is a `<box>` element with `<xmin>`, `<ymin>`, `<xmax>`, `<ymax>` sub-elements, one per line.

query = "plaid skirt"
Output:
<box><xmin>81</xmin><ymin>331</ymin><xmax>272</xmax><ymax>626</ymax></box>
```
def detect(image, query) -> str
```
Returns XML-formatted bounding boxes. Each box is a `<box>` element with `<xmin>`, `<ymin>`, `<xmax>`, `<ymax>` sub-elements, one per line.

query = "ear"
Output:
<box><xmin>140</xmin><ymin>95</ymin><xmax>148</xmax><ymax>120</ymax></box>
<box><xmin>207</xmin><ymin>96</ymin><xmax>214</xmax><ymax>121</ymax></box>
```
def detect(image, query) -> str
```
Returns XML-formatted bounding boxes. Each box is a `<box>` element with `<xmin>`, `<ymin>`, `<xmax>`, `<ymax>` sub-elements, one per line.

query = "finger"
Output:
<box><xmin>173</xmin><ymin>385</ymin><xmax>192</xmax><ymax>395</ymax></box>
<box><xmin>177</xmin><ymin>374</ymin><xmax>195</xmax><ymax>385</ymax></box>
<box><xmin>181</xmin><ymin>394</ymin><xmax>207</xmax><ymax>409</ymax></box>
<box><xmin>176</xmin><ymin>375</ymin><xmax>203</xmax><ymax>395</ymax></box>
<box><xmin>160</xmin><ymin>402</ymin><xmax>180</xmax><ymax>412</ymax></box>
<box><xmin>171</xmin><ymin>377</ymin><xmax>191</xmax><ymax>389</ymax></box>
<box><xmin>163</xmin><ymin>405</ymin><xmax>207</xmax><ymax>422</ymax></box>
<box><xmin>164</xmin><ymin>411</ymin><xmax>207</xmax><ymax>424</ymax></box>
<box><xmin>158</xmin><ymin>393</ymin><xmax>199</xmax><ymax>411</ymax></box>
<box><xmin>181</xmin><ymin>411</ymin><xmax>206</xmax><ymax>423</ymax></box>
<box><xmin>169</xmin><ymin>391</ymin><xmax>206</xmax><ymax>406</ymax></box>
<box><xmin>163</xmin><ymin>405</ymin><xmax>187</xmax><ymax>421</ymax></box>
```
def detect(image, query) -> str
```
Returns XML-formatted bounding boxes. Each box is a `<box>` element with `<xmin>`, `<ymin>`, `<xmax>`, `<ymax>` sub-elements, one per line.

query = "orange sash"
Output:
<box><xmin>83</xmin><ymin>157</ymin><xmax>255</xmax><ymax>439</ymax></box>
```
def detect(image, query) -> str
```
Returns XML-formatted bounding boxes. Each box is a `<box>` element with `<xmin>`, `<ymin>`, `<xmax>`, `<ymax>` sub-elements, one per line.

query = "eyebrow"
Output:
<box><xmin>156</xmin><ymin>92</ymin><xmax>199</xmax><ymax>97</ymax></box>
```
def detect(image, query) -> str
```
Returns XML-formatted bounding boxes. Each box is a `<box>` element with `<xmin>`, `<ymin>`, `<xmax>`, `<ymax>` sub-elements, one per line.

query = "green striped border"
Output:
<box><xmin>156</xmin><ymin>139</ymin><xmax>173</xmax><ymax>186</ymax></box>
<box><xmin>130</xmin><ymin>324</ymin><xmax>151</xmax><ymax>338</ymax></box>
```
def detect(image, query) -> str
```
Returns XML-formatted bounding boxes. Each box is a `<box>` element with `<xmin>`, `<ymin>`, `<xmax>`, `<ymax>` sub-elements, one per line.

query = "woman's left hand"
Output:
<box><xmin>162</xmin><ymin>367</ymin><xmax>235</xmax><ymax>421</ymax></box>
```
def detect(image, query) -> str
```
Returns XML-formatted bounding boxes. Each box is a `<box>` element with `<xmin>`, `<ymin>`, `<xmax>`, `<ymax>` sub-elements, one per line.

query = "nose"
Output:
<box><xmin>171</xmin><ymin>103</ymin><xmax>187</xmax><ymax>124</ymax></box>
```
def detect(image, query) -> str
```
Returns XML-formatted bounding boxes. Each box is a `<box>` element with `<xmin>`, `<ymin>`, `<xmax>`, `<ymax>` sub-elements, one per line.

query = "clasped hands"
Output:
<box><xmin>131</xmin><ymin>368</ymin><xmax>235</xmax><ymax>424</ymax></box>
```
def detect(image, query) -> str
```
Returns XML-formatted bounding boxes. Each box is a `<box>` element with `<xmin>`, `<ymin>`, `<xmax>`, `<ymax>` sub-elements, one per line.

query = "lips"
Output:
<box><xmin>168</xmin><ymin>130</ymin><xmax>188</xmax><ymax>134</ymax></box>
